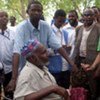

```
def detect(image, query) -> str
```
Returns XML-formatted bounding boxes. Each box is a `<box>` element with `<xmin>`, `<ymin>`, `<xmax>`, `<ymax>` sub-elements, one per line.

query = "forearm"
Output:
<box><xmin>24</xmin><ymin>86</ymin><xmax>57</xmax><ymax>100</ymax></box>
<box><xmin>12</xmin><ymin>53</ymin><xmax>20</xmax><ymax>80</ymax></box>
<box><xmin>58</xmin><ymin>47</ymin><xmax>75</xmax><ymax>67</ymax></box>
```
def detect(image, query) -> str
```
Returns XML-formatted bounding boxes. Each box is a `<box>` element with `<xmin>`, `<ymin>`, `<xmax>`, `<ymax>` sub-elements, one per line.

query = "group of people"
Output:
<box><xmin>0</xmin><ymin>0</ymin><xmax>100</xmax><ymax>100</ymax></box>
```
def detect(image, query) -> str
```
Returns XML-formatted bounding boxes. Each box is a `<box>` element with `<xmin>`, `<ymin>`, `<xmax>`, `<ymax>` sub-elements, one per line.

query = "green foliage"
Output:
<box><xmin>0</xmin><ymin>0</ymin><xmax>100</xmax><ymax>23</ymax></box>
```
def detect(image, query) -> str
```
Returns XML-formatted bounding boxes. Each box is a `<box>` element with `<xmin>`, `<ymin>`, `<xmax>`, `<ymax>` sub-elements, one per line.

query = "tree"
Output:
<box><xmin>0</xmin><ymin>0</ymin><xmax>100</xmax><ymax>23</ymax></box>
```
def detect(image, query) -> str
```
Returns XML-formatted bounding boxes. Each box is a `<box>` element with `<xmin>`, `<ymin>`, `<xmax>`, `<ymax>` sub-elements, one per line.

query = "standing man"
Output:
<box><xmin>48</xmin><ymin>9</ymin><xmax>70</xmax><ymax>88</ymax></box>
<box><xmin>74</xmin><ymin>8</ymin><xmax>100</xmax><ymax>100</ymax></box>
<box><xmin>0</xmin><ymin>11</ymin><xmax>16</xmax><ymax>99</ymax></box>
<box><xmin>7</xmin><ymin>1</ymin><xmax>75</xmax><ymax>92</ymax></box>
<box><xmin>63</xmin><ymin>10</ymin><xmax>82</xmax><ymax>59</ymax></box>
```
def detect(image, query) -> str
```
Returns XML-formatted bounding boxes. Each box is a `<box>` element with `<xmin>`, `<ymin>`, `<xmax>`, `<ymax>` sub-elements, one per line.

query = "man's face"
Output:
<box><xmin>55</xmin><ymin>16</ymin><xmax>66</xmax><ymax>28</ymax></box>
<box><xmin>28</xmin><ymin>4</ymin><xmax>42</xmax><ymax>21</ymax></box>
<box><xmin>83</xmin><ymin>10</ymin><xmax>94</xmax><ymax>26</ymax></box>
<box><xmin>0</xmin><ymin>11</ymin><xmax>8</xmax><ymax>27</ymax></box>
<box><xmin>36</xmin><ymin>45</ymin><xmax>49</xmax><ymax>66</ymax></box>
<box><xmin>68</xmin><ymin>12</ymin><xmax>77</xmax><ymax>25</ymax></box>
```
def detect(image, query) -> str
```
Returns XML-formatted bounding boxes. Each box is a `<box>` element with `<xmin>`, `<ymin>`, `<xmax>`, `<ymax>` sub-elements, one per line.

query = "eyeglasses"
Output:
<box><xmin>83</xmin><ymin>13</ymin><xmax>94</xmax><ymax>17</ymax></box>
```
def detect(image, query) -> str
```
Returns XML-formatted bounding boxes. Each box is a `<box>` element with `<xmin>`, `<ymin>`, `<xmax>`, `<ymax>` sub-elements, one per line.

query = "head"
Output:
<box><xmin>21</xmin><ymin>39</ymin><xmax>49</xmax><ymax>68</ymax></box>
<box><xmin>83</xmin><ymin>8</ymin><xmax>95</xmax><ymax>27</ymax></box>
<box><xmin>27</xmin><ymin>1</ymin><xmax>43</xmax><ymax>22</ymax></box>
<box><xmin>68</xmin><ymin>10</ymin><xmax>78</xmax><ymax>26</ymax></box>
<box><xmin>0</xmin><ymin>11</ymin><xmax>8</xmax><ymax>29</ymax></box>
<box><xmin>10</xmin><ymin>16</ymin><xmax>16</xmax><ymax>26</ymax></box>
<box><xmin>53</xmin><ymin>9</ymin><xmax>66</xmax><ymax>28</ymax></box>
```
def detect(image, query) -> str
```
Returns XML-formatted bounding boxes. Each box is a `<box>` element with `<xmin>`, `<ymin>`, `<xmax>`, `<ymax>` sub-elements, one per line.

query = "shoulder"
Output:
<box><xmin>16</xmin><ymin>20</ymin><xmax>28</xmax><ymax>30</ymax></box>
<box><xmin>40</xmin><ymin>20</ymin><xmax>51</xmax><ymax>28</ymax></box>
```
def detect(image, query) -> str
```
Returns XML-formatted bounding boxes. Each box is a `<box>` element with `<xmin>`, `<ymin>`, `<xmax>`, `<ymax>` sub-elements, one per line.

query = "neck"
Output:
<box><xmin>0</xmin><ymin>26</ymin><xmax>7</xmax><ymax>32</ymax></box>
<box><xmin>70</xmin><ymin>21</ymin><xmax>78</xmax><ymax>27</ymax></box>
<box><xmin>54</xmin><ymin>23</ymin><xmax>60</xmax><ymax>29</ymax></box>
<box><xmin>30</xmin><ymin>18</ymin><xmax>39</xmax><ymax>29</ymax></box>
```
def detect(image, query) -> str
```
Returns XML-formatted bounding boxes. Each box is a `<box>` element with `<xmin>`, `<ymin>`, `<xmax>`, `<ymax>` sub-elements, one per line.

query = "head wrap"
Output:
<box><xmin>21</xmin><ymin>39</ymin><xmax>40</xmax><ymax>58</ymax></box>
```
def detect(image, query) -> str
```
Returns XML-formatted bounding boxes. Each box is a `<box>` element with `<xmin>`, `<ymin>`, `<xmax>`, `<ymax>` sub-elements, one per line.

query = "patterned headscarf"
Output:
<box><xmin>21</xmin><ymin>39</ymin><xmax>40</xmax><ymax>58</ymax></box>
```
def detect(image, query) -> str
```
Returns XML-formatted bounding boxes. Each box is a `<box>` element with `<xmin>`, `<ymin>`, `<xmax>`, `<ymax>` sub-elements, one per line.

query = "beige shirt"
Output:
<box><xmin>14</xmin><ymin>61</ymin><xmax>62</xmax><ymax>100</ymax></box>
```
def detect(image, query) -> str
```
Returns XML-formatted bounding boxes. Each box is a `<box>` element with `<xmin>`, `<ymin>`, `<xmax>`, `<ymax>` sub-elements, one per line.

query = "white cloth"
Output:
<box><xmin>79</xmin><ymin>28</ymin><xmax>92</xmax><ymax>57</ymax></box>
<box><xmin>14</xmin><ymin>62</ymin><xmax>62</xmax><ymax>100</ymax></box>
<box><xmin>0</xmin><ymin>28</ymin><xmax>16</xmax><ymax>74</ymax></box>
<box><xmin>63</xmin><ymin>22</ymin><xmax>82</xmax><ymax>58</ymax></box>
<box><xmin>51</xmin><ymin>24</ymin><xmax>69</xmax><ymax>71</ymax></box>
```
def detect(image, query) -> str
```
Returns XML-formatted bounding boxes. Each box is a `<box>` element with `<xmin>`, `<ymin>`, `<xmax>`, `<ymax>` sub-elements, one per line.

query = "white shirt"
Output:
<box><xmin>51</xmin><ymin>24</ymin><xmax>69</xmax><ymax>71</ymax></box>
<box><xmin>63</xmin><ymin>22</ymin><xmax>82</xmax><ymax>58</ymax></box>
<box><xmin>14</xmin><ymin>61</ymin><xmax>62</xmax><ymax>100</ymax></box>
<box><xmin>0</xmin><ymin>28</ymin><xmax>16</xmax><ymax>74</ymax></box>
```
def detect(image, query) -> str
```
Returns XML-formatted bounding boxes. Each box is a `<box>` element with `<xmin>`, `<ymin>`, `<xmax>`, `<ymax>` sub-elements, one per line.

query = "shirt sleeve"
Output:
<box><xmin>14</xmin><ymin>69</ymin><xmax>39</xmax><ymax>99</ymax></box>
<box><xmin>47</xmin><ymin>26</ymin><xmax>62</xmax><ymax>50</ymax></box>
<box><xmin>13</xmin><ymin>26</ymin><xmax>25</xmax><ymax>54</ymax></box>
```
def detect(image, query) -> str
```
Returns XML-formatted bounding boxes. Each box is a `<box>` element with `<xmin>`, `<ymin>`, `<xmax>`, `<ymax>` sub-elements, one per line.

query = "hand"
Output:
<box><xmin>63</xmin><ymin>45</ymin><xmax>71</xmax><ymax>54</ymax></box>
<box><xmin>53</xmin><ymin>85</ymin><xmax>69</xmax><ymax>100</ymax></box>
<box><xmin>5</xmin><ymin>78</ymin><xmax>17</xmax><ymax>92</ymax></box>
<box><xmin>81</xmin><ymin>63</ymin><xmax>95</xmax><ymax>71</ymax></box>
<box><xmin>72</xmin><ymin>64</ymin><xmax>78</xmax><ymax>73</ymax></box>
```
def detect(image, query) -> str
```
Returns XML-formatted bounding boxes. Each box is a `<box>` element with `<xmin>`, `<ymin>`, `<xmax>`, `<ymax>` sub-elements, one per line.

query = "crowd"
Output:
<box><xmin>0</xmin><ymin>0</ymin><xmax>100</xmax><ymax>100</ymax></box>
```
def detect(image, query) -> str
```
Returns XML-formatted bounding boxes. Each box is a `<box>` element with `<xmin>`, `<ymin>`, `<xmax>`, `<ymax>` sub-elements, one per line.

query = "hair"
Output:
<box><xmin>68</xmin><ymin>10</ymin><xmax>78</xmax><ymax>18</ymax></box>
<box><xmin>26</xmin><ymin>0</ymin><xmax>43</xmax><ymax>13</ymax></box>
<box><xmin>54</xmin><ymin>9</ymin><xmax>66</xmax><ymax>18</ymax></box>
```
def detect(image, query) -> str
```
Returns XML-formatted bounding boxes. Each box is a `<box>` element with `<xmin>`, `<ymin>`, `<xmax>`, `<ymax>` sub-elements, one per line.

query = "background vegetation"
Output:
<box><xmin>0</xmin><ymin>0</ymin><xmax>100</xmax><ymax>23</ymax></box>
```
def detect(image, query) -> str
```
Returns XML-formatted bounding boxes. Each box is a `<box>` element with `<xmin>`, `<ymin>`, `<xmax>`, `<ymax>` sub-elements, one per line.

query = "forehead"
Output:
<box><xmin>0</xmin><ymin>11</ymin><xmax>8</xmax><ymax>16</ymax></box>
<box><xmin>29</xmin><ymin>3</ymin><xmax>42</xmax><ymax>10</ymax></box>
<box><xmin>83</xmin><ymin>9</ymin><xmax>94</xmax><ymax>15</ymax></box>
<box><xmin>68</xmin><ymin>12</ymin><xmax>76</xmax><ymax>16</ymax></box>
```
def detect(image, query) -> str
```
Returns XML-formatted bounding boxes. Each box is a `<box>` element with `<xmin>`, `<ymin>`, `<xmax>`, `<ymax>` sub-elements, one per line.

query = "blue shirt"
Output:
<box><xmin>14</xmin><ymin>19</ymin><xmax>61</xmax><ymax>54</ymax></box>
<box><xmin>13</xmin><ymin>19</ymin><xmax>61</xmax><ymax>70</ymax></box>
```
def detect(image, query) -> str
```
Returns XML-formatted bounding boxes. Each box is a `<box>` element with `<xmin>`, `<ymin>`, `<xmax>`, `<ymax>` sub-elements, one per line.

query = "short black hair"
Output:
<box><xmin>27</xmin><ymin>0</ymin><xmax>43</xmax><ymax>13</ymax></box>
<box><xmin>54</xmin><ymin>9</ymin><xmax>66</xmax><ymax>18</ymax></box>
<box><xmin>68</xmin><ymin>10</ymin><xmax>78</xmax><ymax>18</ymax></box>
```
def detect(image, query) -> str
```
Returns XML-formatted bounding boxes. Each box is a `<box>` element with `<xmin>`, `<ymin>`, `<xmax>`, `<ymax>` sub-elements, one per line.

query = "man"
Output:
<box><xmin>48</xmin><ymin>9</ymin><xmax>70</xmax><ymax>88</ymax></box>
<box><xmin>74</xmin><ymin>8</ymin><xmax>100</xmax><ymax>99</ymax></box>
<box><xmin>9</xmin><ymin>16</ymin><xmax>16</xmax><ymax>27</ymax></box>
<box><xmin>0</xmin><ymin>11</ymin><xmax>16</xmax><ymax>99</ymax></box>
<box><xmin>7</xmin><ymin>1</ymin><xmax>75</xmax><ymax>92</ymax></box>
<box><xmin>14</xmin><ymin>39</ymin><xmax>69</xmax><ymax>100</ymax></box>
<box><xmin>81</xmin><ymin>37</ymin><xmax>100</xmax><ymax>100</ymax></box>
<box><xmin>63</xmin><ymin>10</ymin><xmax>82</xmax><ymax>59</ymax></box>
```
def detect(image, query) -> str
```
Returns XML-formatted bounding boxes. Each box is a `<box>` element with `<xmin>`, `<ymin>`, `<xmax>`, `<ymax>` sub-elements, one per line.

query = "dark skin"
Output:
<box><xmin>7</xmin><ymin>2</ymin><xmax>76</xmax><ymax>92</ymax></box>
<box><xmin>0</xmin><ymin>11</ymin><xmax>8</xmax><ymax>32</ymax></box>
<box><xmin>68</xmin><ymin>12</ymin><xmax>78</xmax><ymax>27</ymax></box>
<box><xmin>82</xmin><ymin>9</ymin><xmax>95</xmax><ymax>28</ymax></box>
<box><xmin>28</xmin><ymin>4</ymin><xmax>43</xmax><ymax>29</ymax></box>
<box><xmin>22</xmin><ymin>45</ymin><xmax>69</xmax><ymax>100</ymax></box>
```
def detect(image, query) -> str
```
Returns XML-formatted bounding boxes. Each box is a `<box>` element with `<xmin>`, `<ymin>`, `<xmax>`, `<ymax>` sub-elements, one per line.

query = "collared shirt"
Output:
<box><xmin>49</xmin><ymin>24</ymin><xmax>69</xmax><ymax>71</ymax></box>
<box><xmin>63</xmin><ymin>22</ymin><xmax>82</xmax><ymax>58</ymax></box>
<box><xmin>14</xmin><ymin>19</ymin><xmax>61</xmax><ymax>54</ymax></box>
<box><xmin>14</xmin><ymin>61</ymin><xmax>62</xmax><ymax>100</ymax></box>
<box><xmin>13</xmin><ymin>19</ymin><xmax>62</xmax><ymax>70</ymax></box>
<box><xmin>0</xmin><ymin>28</ymin><xmax>16</xmax><ymax>74</ymax></box>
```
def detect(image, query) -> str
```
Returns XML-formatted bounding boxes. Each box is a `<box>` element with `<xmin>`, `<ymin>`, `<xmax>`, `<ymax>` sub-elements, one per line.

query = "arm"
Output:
<box><xmin>58</xmin><ymin>47</ymin><xmax>76</xmax><ymax>67</ymax></box>
<box><xmin>24</xmin><ymin>85</ymin><xmax>69</xmax><ymax>100</ymax></box>
<box><xmin>81</xmin><ymin>53</ymin><xmax>100</xmax><ymax>71</ymax></box>
<box><xmin>6</xmin><ymin>53</ymin><xmax>20</xmax><ymax>91</ymax></box>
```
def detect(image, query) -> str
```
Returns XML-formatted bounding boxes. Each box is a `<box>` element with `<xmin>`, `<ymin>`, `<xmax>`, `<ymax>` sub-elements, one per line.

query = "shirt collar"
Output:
<box><xmin>26</xmin><ymin>61</ymin><xmax>49</xmax><ymax>78</ymax></box>
<box><xmin>27</xmin><ymin>18</ymin><xmax>41</xmax><ymax>31</ymax></box>
<box><xmin>52</xmin><ymin>24</ymin><xmax>61</xmax><ymax>33</ymax></box>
